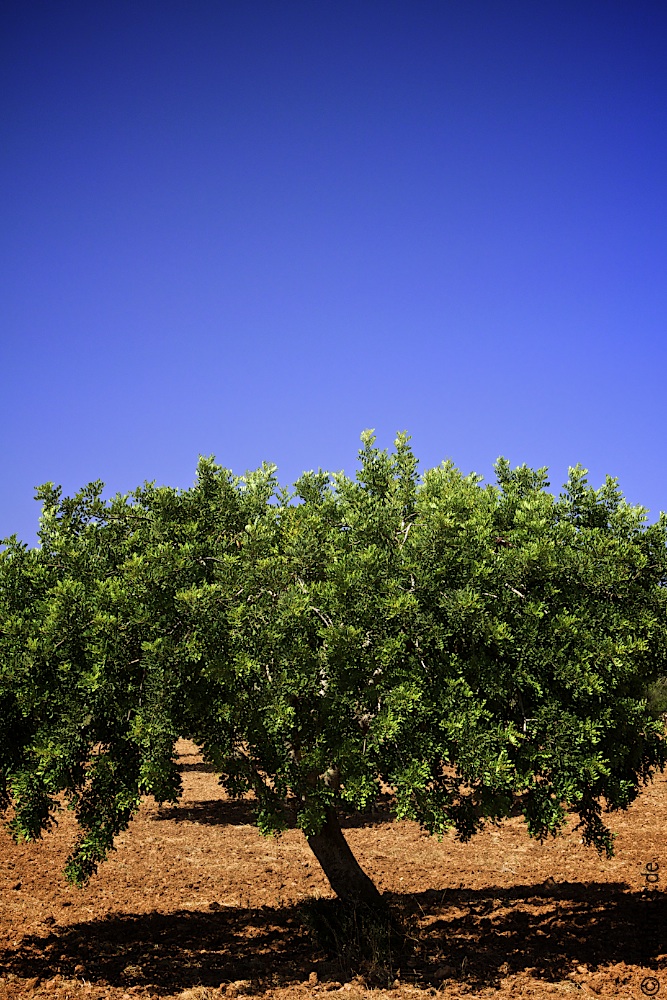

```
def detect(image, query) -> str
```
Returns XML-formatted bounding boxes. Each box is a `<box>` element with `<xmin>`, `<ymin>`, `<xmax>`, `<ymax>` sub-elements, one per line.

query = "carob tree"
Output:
<box><xmin>1</xmin><ymin>433</ymin><xmax>666</xmax><ymax>913</ymax></box>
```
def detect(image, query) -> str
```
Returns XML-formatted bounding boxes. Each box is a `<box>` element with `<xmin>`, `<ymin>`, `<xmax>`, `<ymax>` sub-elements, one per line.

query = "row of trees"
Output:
<box><xmin>1</xmin><ymin>433</ymin><xmax>666</xmax><ymax>911</ymax></box>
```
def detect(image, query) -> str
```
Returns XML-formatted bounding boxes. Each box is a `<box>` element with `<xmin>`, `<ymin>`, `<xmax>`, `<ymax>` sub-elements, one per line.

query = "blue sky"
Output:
<box><xmin>2</xmin><ymin>1</ymin><xmax>666</xmax><ymax>544</ymax></box>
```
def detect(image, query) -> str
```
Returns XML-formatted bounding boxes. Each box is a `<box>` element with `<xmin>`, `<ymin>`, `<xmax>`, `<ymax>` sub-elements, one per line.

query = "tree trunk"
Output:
<box><xmin>306</xmin><ymin>805</ymin><xmax>387</xmax><ymax>911</ymax></box>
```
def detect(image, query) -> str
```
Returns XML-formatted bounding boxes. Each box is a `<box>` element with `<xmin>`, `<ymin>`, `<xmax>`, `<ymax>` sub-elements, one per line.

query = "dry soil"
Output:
<box><xmin>1</xmin><ymin>741</ymin><xmax>665</xmax><ymax>1000</ymax></box>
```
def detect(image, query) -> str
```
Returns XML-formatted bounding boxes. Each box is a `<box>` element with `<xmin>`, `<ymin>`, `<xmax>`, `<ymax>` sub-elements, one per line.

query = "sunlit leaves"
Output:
<box><xmin>1</xmin><ymin>431</ymin><xmax>666</xmax><ymax>885</ymax></box>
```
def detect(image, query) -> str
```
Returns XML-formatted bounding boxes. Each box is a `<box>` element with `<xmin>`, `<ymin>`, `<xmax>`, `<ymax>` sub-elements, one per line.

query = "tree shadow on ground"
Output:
<box><xmin>1</xmin><ymin>883</ymin><xmax>665</xmax><ymax>993</ymax></box>
<box><xmin>154</xmin><ymin>793</ymin><xmax>396</xmax><ymax>829</ymax></box>
<box><xmin>177</xmin><ymin>761</ymin><xmax>220</xmax><ymax>773</ymax></box>
<box><xmin>155</xmin><ymin>798</ymin><xmax>259</xmax><ymax>826</ymax></box>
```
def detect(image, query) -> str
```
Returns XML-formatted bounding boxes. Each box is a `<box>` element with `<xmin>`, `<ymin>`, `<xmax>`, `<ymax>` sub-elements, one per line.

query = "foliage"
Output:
<box><xmin>1</xmin><ymin>433</ymin><xmax>666</xmax><ymax>892</ymax></box>
<box><xmin>647</xmin><ymin>676</ymin><xmax>667</xmax><ymax>719</ymax></box>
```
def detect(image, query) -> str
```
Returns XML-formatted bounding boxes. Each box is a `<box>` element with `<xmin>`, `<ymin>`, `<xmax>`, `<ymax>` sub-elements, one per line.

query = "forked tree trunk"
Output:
<box><xmin>306</xmin><ymin>805</ymin><xmax>387</xmax><ymax>911</ymax></box>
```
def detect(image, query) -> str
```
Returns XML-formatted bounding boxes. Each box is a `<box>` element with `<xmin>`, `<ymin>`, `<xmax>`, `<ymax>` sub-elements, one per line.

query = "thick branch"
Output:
<box><xmin>306</xmin><ymin>806</ymin><xmax>386</xmax><ymax>910</ymax></box>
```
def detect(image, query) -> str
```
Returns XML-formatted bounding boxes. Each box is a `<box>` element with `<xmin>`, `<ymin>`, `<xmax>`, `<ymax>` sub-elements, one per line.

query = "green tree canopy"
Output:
<box><xmin>1</xmin><ymin>433</ymin><xmax>666</xmax><ymax>910</ymax></box>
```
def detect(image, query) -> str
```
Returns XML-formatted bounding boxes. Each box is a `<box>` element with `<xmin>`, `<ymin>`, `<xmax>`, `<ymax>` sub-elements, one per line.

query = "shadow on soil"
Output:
<box><xmin>177</xmin><ymin>762</ymin><xmax>220</xmax><ymax>774</ymax></box>
<box><xmin>154</xmin><ymin>794</ymin><xmax>396</xmax><ymax>829</ymax></box>
<box><xmin>2</xmin><ymin>883</ymin><xmax>665</xmax><ymax>993</ymax></box>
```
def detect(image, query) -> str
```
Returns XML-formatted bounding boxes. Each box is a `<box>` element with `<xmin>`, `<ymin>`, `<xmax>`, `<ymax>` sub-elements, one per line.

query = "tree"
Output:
<box><xmin>1</xmin><ymin>433</ymin><xmax>667</xmax><ymax>915</ymax></box>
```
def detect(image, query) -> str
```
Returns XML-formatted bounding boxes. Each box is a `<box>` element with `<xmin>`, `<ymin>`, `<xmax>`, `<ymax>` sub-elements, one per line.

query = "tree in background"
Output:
<box><xmin>1</xmin><ymin>433</ymin><xmax>666</xmax><ymax>914</ymax></box>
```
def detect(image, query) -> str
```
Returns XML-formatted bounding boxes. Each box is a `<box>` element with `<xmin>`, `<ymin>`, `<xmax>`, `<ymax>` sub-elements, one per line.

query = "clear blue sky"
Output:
<box><xmin>3</xmin><ymin>1</ymin><xmax>666</xmax><ymax>544</ymax></box>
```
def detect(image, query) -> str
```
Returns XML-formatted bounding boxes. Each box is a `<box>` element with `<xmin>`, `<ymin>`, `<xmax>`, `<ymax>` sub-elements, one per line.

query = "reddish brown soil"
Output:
<box><xmin>1</xmin><ymin>741</ymin><xmax>665</xmax><ymax>1000</ymax></box>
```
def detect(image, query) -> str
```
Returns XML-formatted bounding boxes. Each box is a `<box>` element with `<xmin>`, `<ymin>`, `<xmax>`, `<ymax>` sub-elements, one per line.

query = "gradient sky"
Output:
<box><xmin>2</xmin><ymin>1</ymin><xmax>666</xmax><ymax>544</ymax></box>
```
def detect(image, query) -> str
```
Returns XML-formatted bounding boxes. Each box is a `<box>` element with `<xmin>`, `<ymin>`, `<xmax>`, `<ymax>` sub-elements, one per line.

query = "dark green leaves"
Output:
<box><xmin>1</xmin><ymin>433</ymin><xmax>666</xmax><ymax>886</ymax></box>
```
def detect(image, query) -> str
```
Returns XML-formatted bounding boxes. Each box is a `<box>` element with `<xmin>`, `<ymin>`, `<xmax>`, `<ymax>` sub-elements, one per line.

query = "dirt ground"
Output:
<box><xmin>1</xmin><ymin>741</ymin><xmax>665</xmax><ymax>1000</ymax></box>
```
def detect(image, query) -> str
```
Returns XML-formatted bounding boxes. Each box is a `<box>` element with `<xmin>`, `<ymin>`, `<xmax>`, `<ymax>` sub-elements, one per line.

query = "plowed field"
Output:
<box><xmin>1</xmin><ymin>741</ymin><xmax>665</xmax><ymax>1000</ymax></box>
